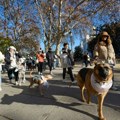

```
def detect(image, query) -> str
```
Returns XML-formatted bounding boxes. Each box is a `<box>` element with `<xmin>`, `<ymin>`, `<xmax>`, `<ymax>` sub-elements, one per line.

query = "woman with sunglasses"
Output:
<box><xmin>94</xmin><ymin>31</ymin><xmax>118</xmax><ymax>90</ymax></box>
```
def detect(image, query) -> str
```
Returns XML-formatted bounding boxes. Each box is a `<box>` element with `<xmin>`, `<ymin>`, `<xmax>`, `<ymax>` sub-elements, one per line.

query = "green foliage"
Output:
<box><xmin>0</xmin><ymin>36</ymin><xmax>12</xmax><ymax>54</ymax></box>
<box><xmin>74</xmin><ymin>46</ymin><xmax>83</xmax><ymax>61</ymax></box>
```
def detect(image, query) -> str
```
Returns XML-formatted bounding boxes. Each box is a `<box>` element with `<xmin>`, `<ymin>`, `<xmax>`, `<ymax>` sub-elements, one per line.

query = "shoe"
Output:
<box><xmin>72</xmin><ymin>80</ymin><xmax>77</xmax><ymax>83</ymax></box>
<box><xmin>9</xmin><ymin>80</ymin><xmax>12</xmax><ymax>84</ymax></box>
<box><xmin>19</xmin><ymin>82</ymin><xmax>21</xmax><ymax>86</ymax></box>
<box><xmin>50</xmin><ymin>71</ymin><xmax>53</xmax><ymax>75</ymax></box>
<box><xmin>15</xmin><ymin>81</ymin><xmax>19</xmax><ymax>86</ymax></box>
<box><xmin>22</xmin><ymin>80</ymin><xmax>26</xmax><ymax>83</ymax></box>
<box><xmin>62</xmin><ymin>79</ymin><xmax>68</xmax><ymax>82</ymax></box>
<box><xmin>0</xmin><ymin>87</ymin><xmax>2</xmax><ymax>91</ymax></box>
<box><xmin>110</xmin><ymin>86</ymin><xmax>118</xmax><ymax>91</ymax></box>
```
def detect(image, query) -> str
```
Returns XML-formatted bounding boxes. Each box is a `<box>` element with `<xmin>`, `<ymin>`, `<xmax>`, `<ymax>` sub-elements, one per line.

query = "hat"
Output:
<box><xmin>9</xmin><ymin>46</ymin><xmax>16</xmax><ymax>51</ymax></box>
<box><xmin>101</xmin><ymin>31</ymin><xmax>109</xmax><ymax>37</ymax></box>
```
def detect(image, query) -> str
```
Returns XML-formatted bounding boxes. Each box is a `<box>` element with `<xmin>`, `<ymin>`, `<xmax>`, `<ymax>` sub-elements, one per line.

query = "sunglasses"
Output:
<box><xmin>102</xmin><ymin>35</ymin><xmax>108</xmax><ymax>37</ymax></box>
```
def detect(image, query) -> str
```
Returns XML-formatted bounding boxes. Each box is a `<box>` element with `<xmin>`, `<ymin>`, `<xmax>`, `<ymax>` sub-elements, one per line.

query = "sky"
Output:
<box><xmin>1</xmin><ymin>0</ymin><xmax>118</xmax><ymax>53</ymax></box>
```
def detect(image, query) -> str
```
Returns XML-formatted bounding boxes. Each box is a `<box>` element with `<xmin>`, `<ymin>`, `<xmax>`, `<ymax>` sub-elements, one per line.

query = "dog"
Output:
<box><xmin>17</xmin><ymin>57</ymin><xmax>26</xmax><ymax>86</ymax></box>
<box><xmin>74</xmin><ymin>63</ymin><xmax>113</xmax><ymax>120</ymax></box>
<box><xmin>29</xmin><ymin>71</ymin><xmax>53</xmax><ymax>96</ymax></box>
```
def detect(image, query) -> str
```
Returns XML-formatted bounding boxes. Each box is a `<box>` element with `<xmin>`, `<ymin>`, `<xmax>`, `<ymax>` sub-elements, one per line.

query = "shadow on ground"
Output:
<box><xmin>1</xmin><ymin>68</ymin><xmax>120</xmax><ymax>120</ymax></box>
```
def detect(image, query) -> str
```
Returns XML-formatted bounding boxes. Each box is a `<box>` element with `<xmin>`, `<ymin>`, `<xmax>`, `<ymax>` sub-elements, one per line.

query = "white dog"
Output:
<box><xmin>17</xmin><ymin>57</ymin><xmax>26</xmax><ymax>86</ymax></box>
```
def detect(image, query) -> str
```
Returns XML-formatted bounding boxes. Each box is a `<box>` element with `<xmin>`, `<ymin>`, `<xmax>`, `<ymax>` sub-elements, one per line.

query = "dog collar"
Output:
<box><xmin>91</xmin><ymin>74</ymin><xmax>113</xmax><ymax>94</ymax></box>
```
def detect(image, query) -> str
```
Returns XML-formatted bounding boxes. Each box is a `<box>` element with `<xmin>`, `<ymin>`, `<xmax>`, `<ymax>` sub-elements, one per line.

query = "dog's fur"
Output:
<box><xmin>74</xmin><ymin>63</ymin><xmax>113</xmax><ymax>120</ymax></box>
<box><xmin>29</xmin><ymin>71</ymin><xmax>53</xmax><ymax>95</ymax></box>
<box><xmin>18</xmin><ymin>58</ymin><xmax>26</xmax><ymax>85</ymax></box>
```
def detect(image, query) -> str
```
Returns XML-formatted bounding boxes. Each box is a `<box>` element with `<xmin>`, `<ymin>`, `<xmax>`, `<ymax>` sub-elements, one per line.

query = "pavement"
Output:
<box><xmin>0</xmin><ymin>63</ymin><xmax>120</xmax><ymax>120</ymax></box>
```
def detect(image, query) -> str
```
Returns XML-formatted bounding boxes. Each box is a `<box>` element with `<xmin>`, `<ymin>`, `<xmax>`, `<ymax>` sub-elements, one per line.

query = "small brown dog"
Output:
<box><xmin>29</xmin><ymin>72</ymin><xmax>53</xmax><ymax>96</ymax></box>
<box><xmin>74</xmin><ymin>63</ymin><xmax>113</xmax><ymax>120</ymax></box>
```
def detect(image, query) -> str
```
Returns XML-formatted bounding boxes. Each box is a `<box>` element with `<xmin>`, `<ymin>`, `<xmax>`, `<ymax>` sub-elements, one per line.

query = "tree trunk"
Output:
<box><xmin>55</xmin><ymin>37</ymin><xmax>61</xmax><ymax>55</ymax></box>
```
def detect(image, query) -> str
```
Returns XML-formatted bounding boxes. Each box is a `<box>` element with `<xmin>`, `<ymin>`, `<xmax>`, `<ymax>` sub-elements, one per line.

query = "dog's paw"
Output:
<box><xmin>81</xmin><ymin>99</ymin><xmax>86</xmax><ymax>102</ymax></box>
<box><xmin>99</xmin><ymin>117</ymin><xmax>106</xmax><ymax>120</ymax></box>
<box><xmin>86</xmin><ymin>100</ymin><xmax>90</xmax><ymax>104</ymax></box>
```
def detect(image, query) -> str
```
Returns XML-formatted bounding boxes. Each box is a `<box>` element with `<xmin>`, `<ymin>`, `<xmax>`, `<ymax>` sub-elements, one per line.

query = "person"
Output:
<box><xmin>83</xmin><ymin>52</ymin><xmax>88</xmax><ymax>67</ymax></box>
<box><xmin>0</xmin><ymin>51</ymin><xmax>5</xmax><ymax>91</ymax></box>
<box><xmin>36</xmin><ymin>48</ymin><xmax>45</xmax><ymax>75</ymax></box>
<box><xmin>60</xmin><ymin>43</ymin><xmax>75</xmax><ymax>83</ymax></box>
<box><xmin>94</xmin><ymin>31</ymin><xmax>118</xmax><ymax>90</ymax></box>
<box><xmin>53</xmin><ymin>54</ymin><xmax>58</xmax><ymax>69</ymax></box>
<box><xmin>5</xmin><ymin>46</ymin><xmax>21</xmax><ymax>85</ymax></box>
<box><xmin>46</xmin><ymin>48</ymin><xmax>55</xmax><ymax>75</ymax></box>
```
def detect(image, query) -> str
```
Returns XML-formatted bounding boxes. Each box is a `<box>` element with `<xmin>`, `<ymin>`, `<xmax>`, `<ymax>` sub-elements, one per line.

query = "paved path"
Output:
<box><xmin>0</xmin><ymin>64</ymin><xmax>120</xmax><ymax>120</ymax></box>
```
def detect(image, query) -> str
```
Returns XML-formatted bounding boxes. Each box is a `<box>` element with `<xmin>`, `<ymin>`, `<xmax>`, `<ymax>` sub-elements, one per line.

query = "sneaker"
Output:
<box><xmin>22</xmin><ymin>80</ymin><xmax>26</xmax><ymax>83</ymax></box>
<box><xmin>110</xmin><ymin>86</ymin><xmax>118</xmax><ymax>91</ymax></box>
<box><xmin>50</xmin><ymin>71</ymin><xmax>53</xmax><ymax>75</ymax></box>
<box><xmin>9</xmin><ymin>80</ymin><xmax>12</xmax><ymax>84</ymax></box>
<box><xmin>19</xmin><ymin>82</ymin><xmax>21</xmax><ymax>86</ymax></box>
<box><xmin>72</xmin><ymin>80</ymin><xmax>77</xmax><ymax>83</ymax></box>
<box><xmin>62</xmin><ymin>79</ymin><xmax>68</xmax><ymax>82</ymax></box>
<box><xmin>40</xmin><ymin>73</ymin><xmax>43</xmax><ymax>75</ymax></box>
<box><xmin>15</xmin><ymin>81</ymin><xmax>19</xmax><ymax>86</ymax></box>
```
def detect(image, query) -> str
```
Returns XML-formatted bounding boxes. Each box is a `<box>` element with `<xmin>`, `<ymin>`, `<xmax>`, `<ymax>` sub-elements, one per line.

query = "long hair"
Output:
<box><xmin>98</xmin><ymin>31</ymin><xmax>112</xmax><ymax>45</ymax></box>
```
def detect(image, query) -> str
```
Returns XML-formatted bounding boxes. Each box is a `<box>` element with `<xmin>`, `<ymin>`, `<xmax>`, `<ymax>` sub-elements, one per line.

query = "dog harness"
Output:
<box><xmin>91</xmin><ymin>73</ymin><xmax>113</xmax><ymax>94</ymax></box>
<box><xmin>33</xmin><ymin>75</ymin><xmax>49</xmax><ymax>89</ymax></box>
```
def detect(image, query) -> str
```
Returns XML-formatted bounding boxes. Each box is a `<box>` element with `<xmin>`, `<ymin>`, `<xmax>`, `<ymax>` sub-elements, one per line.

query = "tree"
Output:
<box><xmin>0</xmin><ymin>0</ymin><xmax>120</xmax><ymax>55</ymax></box>
<box><xmin>33</xmin><ymin>0</ymin><xmax>120</xmax><ymax>54</ymax></box>
<box><xmin>0</xmin><ymin>36</ymin><xmax>12</xmax><ymax>54</ymax></box>
<box><xmin>74</xmin><ymin>46</ymin><xmax>83</xmax><ymax>62</ymax></box>
<box><xmin>0</xmin><ymin>0</ymin><xmax>40</xmax><ymax>47</ymax></box>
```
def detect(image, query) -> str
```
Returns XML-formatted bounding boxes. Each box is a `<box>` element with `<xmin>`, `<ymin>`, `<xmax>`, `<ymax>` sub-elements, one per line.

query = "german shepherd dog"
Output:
<box><xmin>74</xmin><ymin>63</ymin><xmax>113</xmax><ymax>120</ymax></box>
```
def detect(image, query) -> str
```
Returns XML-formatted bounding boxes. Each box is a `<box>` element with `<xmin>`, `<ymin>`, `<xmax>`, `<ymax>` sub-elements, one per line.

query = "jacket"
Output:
<box><xmin>5</xmin><ymin>52</ymin><xmax>20</xmax><ymax>70</ymax></box>
<box><xmin>36</xmin><ymin>53</ymin><xmax>44</xmax><ymax>62</ymax></box>
<box><xmin>94</xmin><ymin>32</ymin><xmax>115</xmax><ymax>64</ymax></box>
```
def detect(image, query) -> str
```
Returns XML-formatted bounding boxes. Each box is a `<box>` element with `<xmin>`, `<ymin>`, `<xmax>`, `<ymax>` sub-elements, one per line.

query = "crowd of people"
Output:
<box><xmin>0</xmin><ymin>31</ymin><xmax>119</xmax><ymax>91</ymax></box>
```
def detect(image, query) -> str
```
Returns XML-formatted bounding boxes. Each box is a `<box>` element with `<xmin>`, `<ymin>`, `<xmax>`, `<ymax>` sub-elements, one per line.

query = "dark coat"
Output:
<box><xmin>46</xmin><ymin>51</ymin><xmax>55</xmax><ymax>63</ymax></box>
